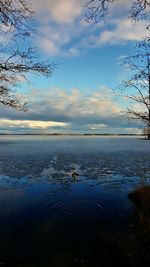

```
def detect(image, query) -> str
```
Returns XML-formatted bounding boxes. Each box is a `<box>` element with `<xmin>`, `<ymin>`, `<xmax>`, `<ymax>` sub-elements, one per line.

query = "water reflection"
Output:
<box><xmin>0</xmin><ymin>137</ymin><xmax>150</xmax><ymax>266</ymax></box>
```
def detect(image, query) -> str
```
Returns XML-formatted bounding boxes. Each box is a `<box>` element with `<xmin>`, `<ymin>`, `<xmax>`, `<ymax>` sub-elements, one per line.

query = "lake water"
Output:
<box><xmin>0</xmin><ymin>135</ymin><xmax>150</xmax><ymax>267</ymax></box>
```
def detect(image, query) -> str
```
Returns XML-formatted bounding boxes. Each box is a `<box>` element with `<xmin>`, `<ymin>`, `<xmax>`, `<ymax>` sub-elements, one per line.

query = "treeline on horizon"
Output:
<box><xmin>0</xmin><ymin>133</ymin><xmax>143</xmax><ymax>136</ymax></box>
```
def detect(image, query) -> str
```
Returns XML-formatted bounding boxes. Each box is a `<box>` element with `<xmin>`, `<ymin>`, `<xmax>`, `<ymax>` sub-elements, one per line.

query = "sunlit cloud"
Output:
<box><xmin>0</xmin><ymin>119</ymin><xmax>68</xmax><ymax>130</ymax></box>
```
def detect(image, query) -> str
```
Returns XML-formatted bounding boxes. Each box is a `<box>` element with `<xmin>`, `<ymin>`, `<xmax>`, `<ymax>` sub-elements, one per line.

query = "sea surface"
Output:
<box><xmin>0</xmin><ymin>135</ymin><xmax>150</xmax><ymax>267</ymax></box>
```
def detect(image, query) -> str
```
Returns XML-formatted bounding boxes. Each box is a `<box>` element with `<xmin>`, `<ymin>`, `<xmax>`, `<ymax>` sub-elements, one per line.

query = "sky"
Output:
<box><xmin>0</xmin><ymin>0</ymin><xmax>149</xmax><ymax>134</ymax></box>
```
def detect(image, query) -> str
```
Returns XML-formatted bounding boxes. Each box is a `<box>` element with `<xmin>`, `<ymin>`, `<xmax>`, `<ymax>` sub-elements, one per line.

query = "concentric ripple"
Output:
<box><xmin>49</xmin><ymin>200</ymin><xmax>103</xmax><ymax>221</ymax></box>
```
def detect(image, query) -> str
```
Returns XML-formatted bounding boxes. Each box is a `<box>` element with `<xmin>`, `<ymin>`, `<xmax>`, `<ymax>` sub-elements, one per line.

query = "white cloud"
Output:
<box><xmin>46</xmin><ymin>0</ymin><xmax>82</xmax><ymax>24</ymax></box>
<box><xmin>98</xmin><ymin>19</ymin><xmax>149</xmax><ymax>45</ymax></box>
<box><xmin>39</xmin><ymin>38</ymin><xmax>60</xmax><ymax>56</ymax></box>
<box><xmin>34</xmin><ymin>0</ymin><xmax>84</xmax><ymax>24</ymax></box>
<box><xmin>1</xmin><ymin>0</ymin><xmax>149</xmax><ymax>57</ymax></box>
<box><xmin>37</xmin><ymin>17</ymin><xmax>94</xmax><ymax>56</ymax></box>
<box><xmin>88</xmin><ymin>124</ymin><xmax>107</xmax><ymax>130</ymax></box>
<box><xmin>28</xmin><ymin>86</ymin><xmax>121</xmax><ymax>118</ymax></box>
<box><xmin>37</xmin><ymin>16</ymin><xmax>149</xmax><ymax>57</ymax></box>
<box><xmin>31</xmin><ymin>0</ymin><xmax>150</xmax><ymax>57</ymax></box>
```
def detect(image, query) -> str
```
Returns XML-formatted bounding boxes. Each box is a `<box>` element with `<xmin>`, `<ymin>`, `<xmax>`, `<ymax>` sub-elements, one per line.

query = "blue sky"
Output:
<box><xmin>0</xmin><ymin>0</ymin><xmax>149</xmax><ymax>134</ymax></box>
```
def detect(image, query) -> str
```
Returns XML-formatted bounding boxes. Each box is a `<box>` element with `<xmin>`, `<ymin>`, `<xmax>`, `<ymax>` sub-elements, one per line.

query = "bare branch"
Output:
<box><xmin>0</xmin><ymin>0</ymin><xmax>55</xmax><ymax>110</ymax></box>
<box><xmin>85</xmin><ymin>0</ymin><xmax>150</xmax><ymax>28</ymax></box>
<box><xmin>85</xmin><ymin>0</ymin><xmax>117</xmax><ymax>23</ymax></box>
<box><xmin>120</xmin><ymin>39</ymin><xmax>150</xmax><ymax>138</ymax></box>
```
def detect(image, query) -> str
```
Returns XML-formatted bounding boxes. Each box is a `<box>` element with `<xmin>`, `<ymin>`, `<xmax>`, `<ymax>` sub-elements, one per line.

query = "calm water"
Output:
<box><xmin>0</xmin><ymin>135</ymin><xmax>150</xmax><ymax>267</ymax></box>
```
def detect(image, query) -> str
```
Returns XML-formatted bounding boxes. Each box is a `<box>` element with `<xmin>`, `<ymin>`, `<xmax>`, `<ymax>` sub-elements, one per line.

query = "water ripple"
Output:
<box><xmin>49</xmin><ymin>199</ymin><xmax>104</xmax><ymax>221</ymax></box>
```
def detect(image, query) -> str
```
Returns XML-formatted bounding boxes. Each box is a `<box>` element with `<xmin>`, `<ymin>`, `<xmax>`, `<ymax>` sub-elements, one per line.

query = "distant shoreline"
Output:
<box><xmin>0</xmin><ymin>133</ymin><xmax>143</xmax><ymax>136</ymax></box>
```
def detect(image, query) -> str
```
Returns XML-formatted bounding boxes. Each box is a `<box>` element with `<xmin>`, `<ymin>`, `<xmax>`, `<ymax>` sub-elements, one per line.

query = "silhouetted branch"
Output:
<box><xmin>85</xmin><ymin>0</ymin><xmax>116</xmax><ymax>23</ymax></box>
<box><xmin>120</xmin><ymin>39</ymin><xmax>150</xmax><ymax>138</ymax></box>
<box><xmin>0</xmin><ymin>0</ymin><xmax>55</xmax><ymax>110</ymax></box>
<box><xmin>85</xmin><ymin>0</ymin><xmax>150</xmax><ymax>27</ymax></box>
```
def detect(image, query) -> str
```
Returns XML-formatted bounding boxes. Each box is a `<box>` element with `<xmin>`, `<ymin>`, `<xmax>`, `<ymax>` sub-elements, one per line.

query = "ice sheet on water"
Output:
<box><xmin>41</xmin><ymin>157</ymin><xmax>83</xmax><ymax>184</ymax></box>
<box><xmin>0</xmin><ymin>152</ymin><xmax>150</xmax><ymax>180</ymax></box>
<box><xmin>0</xmin><ymin>174</ymin><xmax>34</xmax><ymax>189</ymax></box>
<box><xmin>0</xmin><ymin>137</ymin><xmax>150</xmax><ymax>189</ymax></box>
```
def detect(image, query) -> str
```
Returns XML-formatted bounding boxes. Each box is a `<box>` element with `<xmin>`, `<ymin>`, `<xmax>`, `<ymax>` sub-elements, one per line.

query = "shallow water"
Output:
<box><xmin>0</xmin><ymin>135</ymin><xmax>150</xmax><ymax>266</ymax></box>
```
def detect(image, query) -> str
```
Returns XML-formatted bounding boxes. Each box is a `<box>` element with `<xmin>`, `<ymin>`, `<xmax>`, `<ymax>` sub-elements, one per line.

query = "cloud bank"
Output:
<box><xmin>0</xmin><ymin>87</ymin><xmax>139</xmax><ymax>133</ymax></box>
